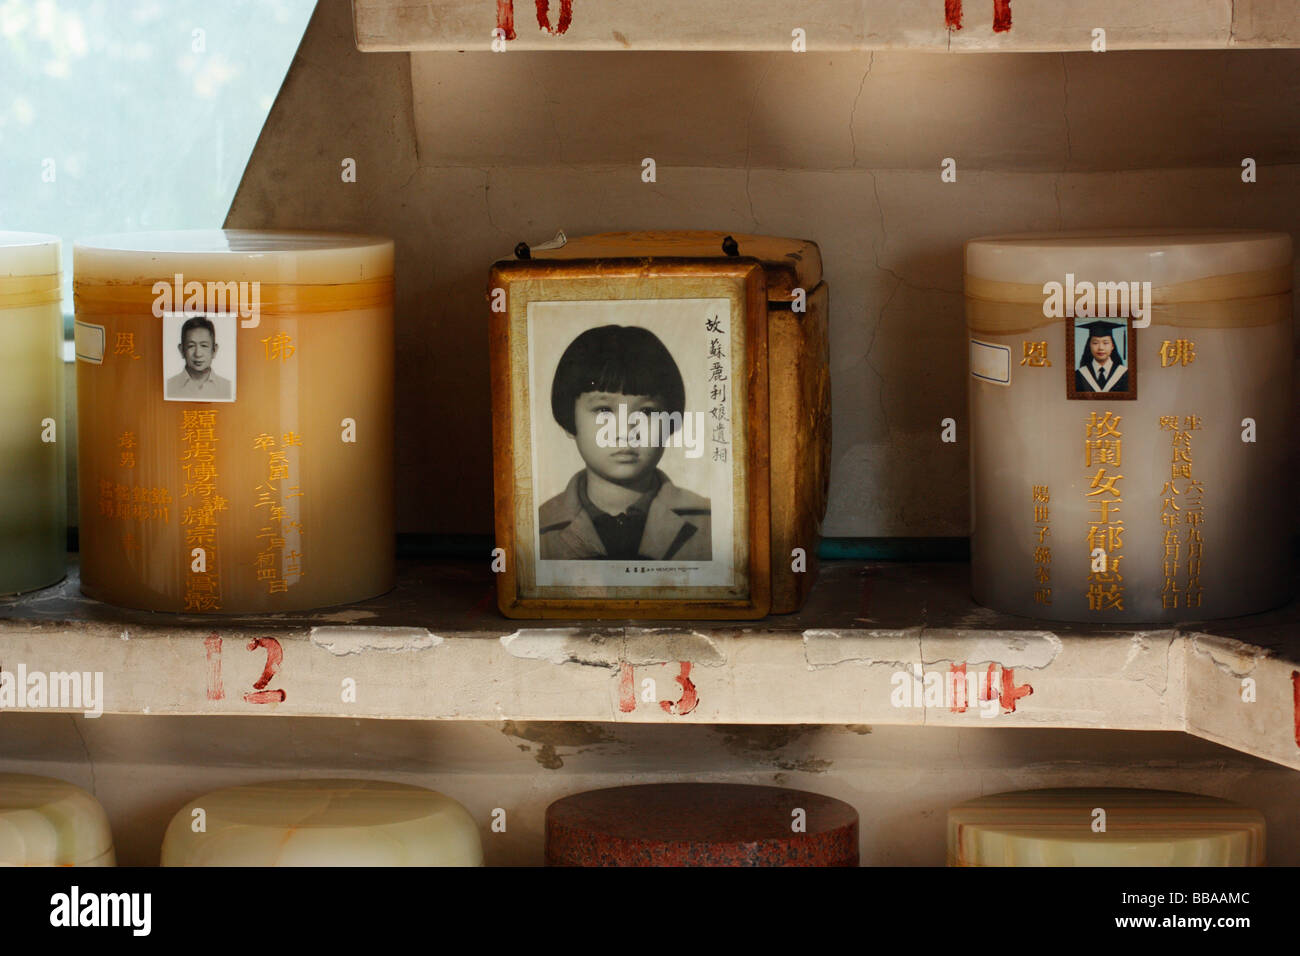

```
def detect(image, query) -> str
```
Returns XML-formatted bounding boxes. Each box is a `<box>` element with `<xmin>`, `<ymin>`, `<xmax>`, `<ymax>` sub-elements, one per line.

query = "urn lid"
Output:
<box><xmin>0</xmin><ymin>773</ymin><xmax>114</xmax><ymax>866</ymax></box>
<box><xmin>965</xmin><ymin>229</ymin><xmax>1291</xmax><ymax>289</ymax></box>
<box><xmin>948</xmin><ymin>787</ymin><xmax>1266</xmax><ymax>866</ymax></box>
<box><xmin>74</xmin><ymin>229</ymin><xmax>394</xmax><ymax>285</ymax></box>
<box><xmin>546</xmin><ymin>782</ymin><xmax>858</xmax><ymax>866</ymax></box>
<box><xmin>0</xmin><ymin>232</ymin><xmax>61</xmax><ymax>278</ymax></box>
<box><xmin>160</xmin><ymin>778</ymin><xmax>482</xmax><ymax>866</ymax></box>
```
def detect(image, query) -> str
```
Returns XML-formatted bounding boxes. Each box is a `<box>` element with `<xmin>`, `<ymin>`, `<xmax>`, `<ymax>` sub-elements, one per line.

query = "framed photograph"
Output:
<box><xmin>162</xmin><ymin>311</ymin><xmax>238</xmax><ymax>403</ymax></box>
<box><xmin>490</xmin><ymin>258</ymin><xmax>771</xmax><ymax>618</ymax></box>
<box><xmin>1066</xmin><ymin>315</ymin><xmax>1136</xmax><ymax>401</ymax></box>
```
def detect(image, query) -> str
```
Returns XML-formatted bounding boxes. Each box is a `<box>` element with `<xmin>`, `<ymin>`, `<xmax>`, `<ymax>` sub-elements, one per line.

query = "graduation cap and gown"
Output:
<box><xmin>1075</xmin><ymin>320</ymin><xmax>1129</xmax><ymax>393</ymax></box>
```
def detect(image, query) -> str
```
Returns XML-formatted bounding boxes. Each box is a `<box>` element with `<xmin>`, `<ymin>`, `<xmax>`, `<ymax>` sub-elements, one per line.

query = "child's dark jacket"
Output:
<box><xmin>538</xmin><ymin>469</ymin><xmax>712</xmax><ymax>561</ymax></box>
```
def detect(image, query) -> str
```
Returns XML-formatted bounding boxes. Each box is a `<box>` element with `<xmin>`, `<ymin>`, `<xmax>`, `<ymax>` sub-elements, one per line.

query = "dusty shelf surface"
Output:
<box><xmin>353</xmin><ymin>0</ymin><xmax>1300</xmax><ymax>52</ymax></box>
<box><xmin>0</xmin><ymin>559</ymin><xmax>1298</xmax><ymax>770</ymax></box>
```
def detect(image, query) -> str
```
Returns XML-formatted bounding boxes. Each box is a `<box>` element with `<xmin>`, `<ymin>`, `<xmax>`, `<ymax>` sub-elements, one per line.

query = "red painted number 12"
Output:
<box><xmin>204</xmin><ymin>634</ymin><xmax>287</xmax><ymax>704</ymax></box>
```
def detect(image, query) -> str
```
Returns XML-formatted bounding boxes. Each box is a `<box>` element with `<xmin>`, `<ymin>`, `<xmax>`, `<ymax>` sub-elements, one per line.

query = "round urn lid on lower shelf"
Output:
<box><xmin>160</xmin><ymin>778</ymin><xmax>483</xmax><ymax>866</ymax></box>
<box><xmin>948</xmin><ymin>788</ymin><xmax>1266</xmax><ymax>866</ymax></box>
<box><xmin>545</xmin><ymin>782</ymin><xmax>859</xmax><ymax>866</ymax></box>
<box><xmin>0</xmin><ymin>773</ymin><xmax>115</xmax><ymax>867</ymax></box>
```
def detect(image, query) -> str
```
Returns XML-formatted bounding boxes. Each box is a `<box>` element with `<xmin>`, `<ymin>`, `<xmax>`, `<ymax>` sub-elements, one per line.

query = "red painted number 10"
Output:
<box><xmin>495</xmin><ymin>0</ymin><xmax>573</xmax><ymax>40</ymax></box>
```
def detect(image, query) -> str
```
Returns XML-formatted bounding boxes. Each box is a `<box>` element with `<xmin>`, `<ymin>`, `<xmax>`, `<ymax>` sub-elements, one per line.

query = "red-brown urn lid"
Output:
<box><xmin>546</xmin><ymin>783</ymin><xmax>859</xmax><ymax>867</ymax></box>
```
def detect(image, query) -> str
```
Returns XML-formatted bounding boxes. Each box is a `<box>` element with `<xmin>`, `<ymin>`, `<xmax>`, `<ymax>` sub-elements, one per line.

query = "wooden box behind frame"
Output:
<box><xmin>489</xmin><ymin>230</ymin><xmax>830</xmax><ymax>618</ymax></box>
<box><xmin>533</xmin><ymin>232</ymin><xmax>830</xmax><ymax>614</ymax></box>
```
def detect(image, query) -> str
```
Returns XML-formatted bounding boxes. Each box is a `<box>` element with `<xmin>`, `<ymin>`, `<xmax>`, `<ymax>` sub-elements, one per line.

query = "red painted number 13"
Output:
<box><xmin>619</xmin><ymin>661</ymin><xmax>698</xmax><ymax>716</ymax></box>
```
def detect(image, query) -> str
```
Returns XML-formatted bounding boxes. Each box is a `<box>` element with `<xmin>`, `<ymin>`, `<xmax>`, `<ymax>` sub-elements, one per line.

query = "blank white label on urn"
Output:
<box><xmin>970</xmin><ymin>339</ymin><xmax>1011</xmax><ymax>386</ymax></box>
<box><xmin>75</xmin><ymin>321</ymin><xmax>106</xmax><ymax>364</ymax></box>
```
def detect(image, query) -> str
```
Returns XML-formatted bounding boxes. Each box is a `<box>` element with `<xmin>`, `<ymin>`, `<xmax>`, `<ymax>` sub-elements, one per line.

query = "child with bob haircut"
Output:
<box><xmin>538</xmin><ymin>324</ymin><xmax>712</xmax><ymax>561</ymax></box>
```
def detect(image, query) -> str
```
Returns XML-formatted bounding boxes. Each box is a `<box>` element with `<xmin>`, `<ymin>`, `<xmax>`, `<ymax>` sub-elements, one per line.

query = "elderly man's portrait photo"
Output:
<box><xmin>163</xmin><ymin>313</ymin><xmax>236</xmax><ymax>402</ymax></box>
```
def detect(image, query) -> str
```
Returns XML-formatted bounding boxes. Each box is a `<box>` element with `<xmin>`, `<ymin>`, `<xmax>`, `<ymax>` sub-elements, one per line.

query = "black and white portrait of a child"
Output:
<box><xmin>538</xmin><ymin>324</ymin><xmax>712</xmax><ymax>562</ymax></box>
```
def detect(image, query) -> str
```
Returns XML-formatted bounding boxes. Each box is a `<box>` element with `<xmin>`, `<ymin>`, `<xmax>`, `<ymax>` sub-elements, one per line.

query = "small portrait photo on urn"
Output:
<box><xmin>163</xmin><ymin>313</ymin><xmax>237</xmax><ymax>403</ymax></box>
<box><xmin>539</xmin><ymin>323</ymin><xmax>712</xmax><ymax>562</ymax></box>
<box><xmin>1072</xmin><ymin>318</ymin><xmax>1132</xmax><ymax>397</ymax></box>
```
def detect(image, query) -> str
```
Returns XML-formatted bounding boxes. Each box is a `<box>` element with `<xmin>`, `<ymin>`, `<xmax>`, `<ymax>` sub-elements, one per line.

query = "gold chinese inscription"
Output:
<box><xmin>118</xmin><ymin>431</ymin><xmax>137</xmax><ymax>469</ymax></box>
<box><xmin>1158</xmin><ymin>414</ymin><xmax>1204</xmax><ymax>609</ymax></box>
<box><xmin>253</xmin><ymin>431</ymin><xmax>304</xmax><ymax>594</ymax></box>
<box><xmin>181</xmin><ymin>409</ymin><xmax>225</xmax><ymax>612</ymax></box>
<box><xmin>261</xmin><ymin>332</ymin><xmax>296</xmax><ymax>362</ymax></box>
<box><xmin>113</xmin><ymin>332</ymin><xmax>141</xmax><ymax>360</ymax></box>
<box><xmin>98</xmin><ymin>480</ymin><xmax>172</xmax><ymax>522</ymax></box>
<box><xmin>1031</xmin><ymin>484</ymin><xmax>1052</xmax><ymax>604</ymax></box>
<box><xmin>1020</xmin><ymin>341</ymin><xmax>1051</xmax><ymax>368</ymax></box>
<box><xmin>1159</xmin><ymin>339</ymin><xmax>1196</xmax><ymax>368</ymax></box>
<box><xmin>1084</xmin><ymin>411</ymin><xmax>1125</xmax><ymax>611</ymax></box>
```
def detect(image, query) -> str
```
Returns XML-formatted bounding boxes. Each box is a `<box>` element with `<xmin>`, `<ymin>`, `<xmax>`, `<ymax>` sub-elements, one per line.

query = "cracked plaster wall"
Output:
<box><xmin>226</xmin><ymin>0</ymin><xmax>1300</xmax><ymax>539</ymax></box>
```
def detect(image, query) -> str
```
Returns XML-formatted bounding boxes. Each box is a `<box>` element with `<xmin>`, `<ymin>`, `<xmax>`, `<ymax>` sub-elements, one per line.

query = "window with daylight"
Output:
<box><xmin>0</xmin><ymin>0</ymin><xmax>318</xmax><ymax>342</ymax></box>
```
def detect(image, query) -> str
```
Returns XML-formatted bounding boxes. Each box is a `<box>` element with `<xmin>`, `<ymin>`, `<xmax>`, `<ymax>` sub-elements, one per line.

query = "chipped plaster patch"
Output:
<box><xmin>500</xmin><ymin>629</ymin><xmax>623</xmax><ymax>668</ymax></box>
<box><xmin>309</xmin><ymin>626</ymin><xmax>442</xmax><ymax>656</ymax></box>
<box><xmin>802</xmin><ymin>628</ymin><xmax>919</xmax><ymax>670</ymax></box>
<box><xmin>624</xmin><ymin>628</ymin><xmax>725</xmax><ymax>666</ymax></box>
<box><xmin>500</xmin><ymin>628</ymin><xmax>726</xmax><ymax>668</ymax></box>
<box><xmin>921</xmin><ymin>631</ymin><xmax>1063</xmax><ymax>670</ymax></box>
<box><xmin>1187</xmin><ymin>632</ymin><xmax>1265</xmax><ymax>678</ymax></box>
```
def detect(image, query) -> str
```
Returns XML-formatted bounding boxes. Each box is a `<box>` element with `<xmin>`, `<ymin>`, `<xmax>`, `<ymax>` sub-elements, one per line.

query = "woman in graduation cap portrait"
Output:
<box><xmin>1075</xmin><ymin>320</ymin><xmax>1130</xmax><ymax>394</ymax></box>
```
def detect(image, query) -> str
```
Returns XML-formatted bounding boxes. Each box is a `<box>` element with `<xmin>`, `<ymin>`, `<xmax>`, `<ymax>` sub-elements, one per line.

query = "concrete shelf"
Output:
<box><xmin>1</xmin><ymin>559</ymin><xmax>1297</xmax><ymax>771</ymax></box>
<box><xmin>353</xmin><ymin>0</ymin><xmax>1300</xmax><ymax>53</ymax></box>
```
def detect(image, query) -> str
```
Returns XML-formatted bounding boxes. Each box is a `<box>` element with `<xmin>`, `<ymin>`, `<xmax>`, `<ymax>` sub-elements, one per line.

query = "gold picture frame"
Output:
<box><xmin>489</xmin><ymin>257</ymin><xmax>771</xmax><ymax>619</ymax></box>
